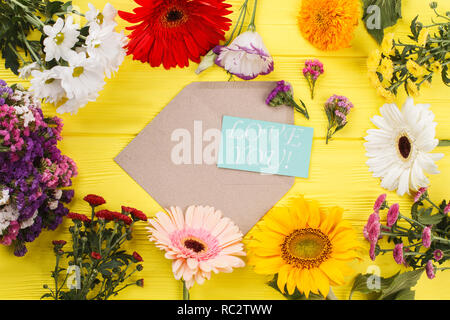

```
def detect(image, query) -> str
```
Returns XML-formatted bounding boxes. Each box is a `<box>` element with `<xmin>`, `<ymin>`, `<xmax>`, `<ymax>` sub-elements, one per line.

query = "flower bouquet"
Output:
<box><xmin>42</xmin><ymin>195</ymin><xmax>147</xmax><ymax>300</ymax></box>
<box><xmin>0</xmin><ymin>80</ymin><xmax>77</xmax><ymax>256</ymax></box>
<box><xmin>1</xmin><ymin>1</ymin><xmax>126</xmax><ymax>114</ymax></box>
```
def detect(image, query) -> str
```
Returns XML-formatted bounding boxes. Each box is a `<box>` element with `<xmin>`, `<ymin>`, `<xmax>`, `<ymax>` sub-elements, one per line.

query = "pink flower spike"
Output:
<box><xmin>373</xmin><ymin>194</ymin><xmax>387</xmax><ymax>212</ymax></box>
<box><xmin>393</xmin><ymin>243</ymin><xmax>404</xmax><ymax>264</ymax></box>
<box><xmin>425</xmin><ymin>260</ymin><xmax>435</xmax><ymax>279</ymax></box>
<box><xmin>386</xmin><ymin>203</ymin><xmax>400</xmax><ymax>227</ymax></box>
<box><xmin>414</xmin><ymin>187</ymin><xmax>428</xmax><ymax>203</ymax></box>
<box><xmin>422</xmin><ymin>226</ymin><xmax>432</xmax><ymax>248</ymax></box>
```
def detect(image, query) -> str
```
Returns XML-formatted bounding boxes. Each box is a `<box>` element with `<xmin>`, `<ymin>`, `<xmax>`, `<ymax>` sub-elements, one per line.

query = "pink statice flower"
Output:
<box><xmin>433</xmin><ymin>249</ymin><xmax>444</xmax><ymax>261</ymax></box>
<box><xmin>147</xmin><ymin>205</ymin><xmax>246</xmax><ymax>289</ymax></box>
<box><xmin>393</xmin><ymin>243</ymin><xmax>404</xmax><ymax>264</ymax></box>
<box><xmin>324</xmin><ymin>95</ymin><xmax>354</xmax><ymax>144</ymax></box>
<box><xmin>414</xmin><ymin>187</ymin><xmax>428</xmax><ymax>203</ymax></box>
<box><xmin>425</xmin><ymin>260</ymin><xmax>435</xmax><ymax>279</ymax></box>
<box><xmin>302</xmin><ymin>59</ymin><xmax>324</xmax><ymax>99</ymax></box>
<box><xmin>386</xmin><ymin>203</ymin><xmax>400</xmax><ymax>227</ymax></box>
<box><xmin>266</xmin><ymin>80</ymin><xmax>309</xmax><ymax>119</ymax></box>
<box><xmin>422</xmin><ymin>226</ymin><xmax>432</xmax><ymax>248</ymax></box>
<box><xmin>373</xmin><ymin>194</ymin><xmax>387</xmax><ymax>212</ymax></box>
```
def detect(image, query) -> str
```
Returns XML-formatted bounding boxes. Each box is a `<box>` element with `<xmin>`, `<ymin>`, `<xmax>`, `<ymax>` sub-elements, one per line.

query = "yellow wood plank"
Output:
<box><xmin>0</xmin><ymin>0</ymin><xmax>448</xmax><ymax>300</ymax></box>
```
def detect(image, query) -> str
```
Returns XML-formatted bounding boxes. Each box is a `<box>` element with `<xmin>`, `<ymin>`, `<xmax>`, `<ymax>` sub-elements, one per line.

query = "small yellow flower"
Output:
<box><xmin>420</xmin><ymin>77</ymin><xmax>432</xmax><ymax>89</ymax></box>
<box><xmin>406</xmin><ymin>60</ymin><xmax>427</xmax><ymax>78</ymax></box>
<box><xmin>380</xmin><ymin>57</ymin><xmax>394</xmax><ymax>82</ymax></box>
<box><xmin>368</xmin><ymin>72</ymin><xmax>381</xmax><ymax>88</ymax></box>
<box><xmin>430</xmin><ymin>61</ymin><xmax>442</xmax><ymax>74</ymax></box>
<box><xmin>417</xmin><ymin>29</ymin><xmax>429</xmax><ymax>47</ymax></box>
<box><xmin>406</xmin><ymin>78</ymin><xmax>420</xmax><ymax>97</ymax></box>
<box><xmin>367</xmin><ymin>49</ymin><xmax>381</xmax><ymax>72</ymax></box>
<box><xmin>381</xmin><ymin>33</ymin><xmax>395</xmax><ymax>56</ymax></box>
<box><xmin>376</xmin><ymin>86</ymin><xmax>395</xmax><ymax>102</ymax></box>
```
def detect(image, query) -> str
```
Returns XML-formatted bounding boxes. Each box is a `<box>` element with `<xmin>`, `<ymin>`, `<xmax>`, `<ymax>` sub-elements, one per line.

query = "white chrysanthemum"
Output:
<box><xmin>58</xmin><ymin>52</ymin><xmax>105</xmax><ymax>101</ymax></box>
<box><xmin>56</xmin><ymin>92</ymin><xmax>97</xmax><ymax>115</ymax></box>
<box><xmin>85</xmin><ymin>23</ymin><xmax>127</xmax><ymax>78</ymax></box>
<box><xmin>0</xmin><ymin>189</ymin><xmax>10</xmax><ymax>206</ymax></box>
<box><xmin>85</xmin><ymin>3</ymin><xmax>118</xmax><ymax>28</ymax></box>
<box><xmin>364</xmin><ymin>98</ymin><xmax>444</xmax><ymax>195</ymax></box>
<box><xmin>43</xmin><ymin>16</ymin><xmax>80</xmax><ymax>62</ymax></box>
<box><xmin>18</xmin><ymin>62</ymin><xmax>40</xmax><ymax>79</ymax></box>
<box><xmin>30</xmin><ymin>69</ymin><xmax>66</xmax><ymax>104</ymax></box>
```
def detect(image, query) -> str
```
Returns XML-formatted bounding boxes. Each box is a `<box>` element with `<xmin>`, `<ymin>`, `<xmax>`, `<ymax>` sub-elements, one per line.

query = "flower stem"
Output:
<box><xmin>182</xmin><ymin>280</ymin><xmax>190</xmax><ymax>300</ymax></box>
<box><xmin>247</xmin><ymin>0</ymin><xmax>258</xmax><ymax>31</ymax></box>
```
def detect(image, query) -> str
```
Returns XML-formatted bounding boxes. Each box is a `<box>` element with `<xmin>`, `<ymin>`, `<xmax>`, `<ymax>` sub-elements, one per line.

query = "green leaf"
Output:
<box><xmin>40</xmin><ymin>293</ymin><xmax>53</xmax><ymax>300</ymax></box>
<box><xmin>438</xmin><ymin>139</ymin><xmax>450</xmax><ymax>146</ymax></box>
<box><xmin>377</xmin><ymin>269</ymin><xmax>424</xmax><ymax>300</ymax></box>
<box><xmin>417</xmin><ymin>207</ymin><xmax>444</xmax><ymax>225</ymax></box>
<box><xmin>362</xmin><ymin>0</ymin><xmax>402</xmax><ymax>44</ymax></box>
<box><xmin>2</xmin><ymin>46</ymin><xmax>20</xmax><ymax>75</ymax></box>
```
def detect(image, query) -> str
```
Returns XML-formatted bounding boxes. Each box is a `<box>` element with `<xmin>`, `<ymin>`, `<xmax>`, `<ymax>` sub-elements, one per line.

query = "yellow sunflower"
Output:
<box><xmin>247</xmin><ymin>196</ymin><xmax>360</xmax><ymax>298</ymax></box>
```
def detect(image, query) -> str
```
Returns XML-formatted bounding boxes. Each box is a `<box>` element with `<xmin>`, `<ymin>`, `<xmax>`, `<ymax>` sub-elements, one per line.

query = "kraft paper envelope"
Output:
<box><xmin>115</xmin><ymin>82</ymin><xmax>295</xmax><ymax>234</ymax></box>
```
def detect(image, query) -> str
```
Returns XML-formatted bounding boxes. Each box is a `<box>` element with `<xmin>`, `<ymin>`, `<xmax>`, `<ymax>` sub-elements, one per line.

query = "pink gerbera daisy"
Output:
<box><xmin>147</xmin><ymin>205</ymin><xmax>246</xmax><ymax>289</ymax></box>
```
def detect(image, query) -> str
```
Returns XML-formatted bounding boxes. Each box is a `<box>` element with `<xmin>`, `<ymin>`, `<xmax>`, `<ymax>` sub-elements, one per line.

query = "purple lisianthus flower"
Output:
<box><xmin>213</xmin><ymin>31</ymin><xmax>274</xmax><ymax>80</ymax></box>
<box><xmin>393</xmin><ymin>243</ymin><xmax>404</xmax><ymax>264</ymax></box>
<box><xmin>425</xmin><ymin>260</ymin><xmax>435</xmax><ymax>279</ymax></box>
<box><xmin>386</xmin><ymin>203</ymin><xmax>400</xmax><ymax>227</ymax></box>
<box><xmin>373</xmin><ymin>194</ymin><xmax>387</xmax><ymax>212</ymax></box>
<box><xmin>422</xmin><ymin>226</ymin><xmax>432</xmax><ymax>248</ymax></box>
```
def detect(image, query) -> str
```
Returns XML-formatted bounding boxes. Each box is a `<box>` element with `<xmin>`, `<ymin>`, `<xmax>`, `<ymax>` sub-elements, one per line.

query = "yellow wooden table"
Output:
<box><xmin>0</xmin><ymin>0</ymin><xmax>449</xmax><ymax>300</ymax></box>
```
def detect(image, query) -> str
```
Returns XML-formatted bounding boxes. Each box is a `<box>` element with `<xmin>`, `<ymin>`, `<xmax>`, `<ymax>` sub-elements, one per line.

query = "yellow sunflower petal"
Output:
<box><xmin>319</xmin><ymin>260</ymin><xmax>345</xmax><ymax>285</ymax></box>
<box><xmin>277</xmin><ymin>264</ymin><xmax>291</xmax><ymax>293</ymax></box>
<box><xmin>289</xmin><ymin>197</ymin><xmax>309</xmax><ymax>228</ymax></box>
<box><xmin>320</xmin><ymin>206</ymin><xmax>343</xmax><ymax>235</ymax></box>
<box><xmin>249</xmin><ymin>256</ymin><xmax>285</xmax><ymax>275</ymax></box>
<box><xmin>286</xmin><ymin>268</ymin><xmax>297</xmax><ymax>295</ymax></box>
<box><xmin>307</xmin><ymin>200</ymin><xmax>321</xmax><ymax>228</ymax></box>
<box><xmin>309</xmin><ymin>268</ymin><xmax>330</xmax><ymax>297</ymax></box>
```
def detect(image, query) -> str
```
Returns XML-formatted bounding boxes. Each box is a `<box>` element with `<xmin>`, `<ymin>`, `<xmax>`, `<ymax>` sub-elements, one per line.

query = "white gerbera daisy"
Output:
<box><xmin>29</xmin><ymin>68</ymin><xmax>66</xmax><ymax>104</ymax></box>
<box><xmin>58</xmin><ymin>52</ymin><xmax>105</xmax><ymax>101</ymax></box>
<box><xmin>85</xmin><ymin>3</ymin><xmax>118</xmax><ymax>28</ymax></box>
<box><xmin>85</xmin><ymin>23</ymin><xmax>127</xmax><ymax>78</ymax></box>
<box><xmin>43</xmin><ymin>16</ymin><xmax>80</xmax><ymax>62</ymax></box>
<box><xmin>364</xmin><ymin>98</ymin><xmax>444</xmax><ymax>196</ymax></box>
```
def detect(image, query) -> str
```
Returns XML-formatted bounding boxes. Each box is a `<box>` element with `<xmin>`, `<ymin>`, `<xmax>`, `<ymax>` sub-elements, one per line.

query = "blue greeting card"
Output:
<box><xmin>217</xmin><ymin>116</ymin><xmax>314</xmax><ymax>178</ymax></box>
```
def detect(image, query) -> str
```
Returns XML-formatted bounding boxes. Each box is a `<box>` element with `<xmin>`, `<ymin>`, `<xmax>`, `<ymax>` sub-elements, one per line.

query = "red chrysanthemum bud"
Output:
<box><xmin>96</xmin><ymin>209</ymin><xmax>115</xmax><ymax>221</ymax></box>
<box><xmin>136</xmin><ymin>279</ymin><xmax>144</xmax><ymax>287</ymax></box>
<box><xmin>132</xmin><ymin>251</ymin><xmax>143</xmax><ymax>262</ymax></box>
<box><xmin>91</xmin><ymin>252</ymin><xmax>102</xmax><ymax>260</ymax></box>
<box><xmin>52</xmin><ymin>240</ymin><xmax>67</xmax><ymax>246</ymax></box>
<box><xmin>83</xmin><ymin>194</ymin><xmax>106</xmax><ymax>207</ymax></box>
<box><xmin>122</xmin><ymin>206</ymin><xmax>148</xmax><ymax>221</ymax></box>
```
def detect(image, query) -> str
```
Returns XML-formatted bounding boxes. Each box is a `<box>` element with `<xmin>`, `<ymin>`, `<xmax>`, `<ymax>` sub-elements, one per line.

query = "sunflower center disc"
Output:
<box><xmin>398</xmin><ymin>135</ymin><xmax>412</xmax><ymax>160</ymax></box>
<box><xmin>184</xmin><ymin>238</ymin><xmax>206</xmax><ymax>253</ymax></box>
<box><xmin>281</xmin><ymin>228</ymin><xmax>332</xmax><ymax>269</ymax></box>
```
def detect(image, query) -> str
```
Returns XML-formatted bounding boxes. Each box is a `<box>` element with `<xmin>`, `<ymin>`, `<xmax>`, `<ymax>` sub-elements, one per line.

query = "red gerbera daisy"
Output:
<box><xmin>118</xmin><ymin>0</ymin><xmax>232</xmax><ymax>69</ymax></box>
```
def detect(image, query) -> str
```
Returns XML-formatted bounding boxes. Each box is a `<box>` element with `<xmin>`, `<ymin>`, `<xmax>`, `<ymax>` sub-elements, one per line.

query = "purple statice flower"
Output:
<box><xmin>393</xmin><ymin>243</ymin><xmax>404</xmax><ymax>264</ymax></box>
<box><xmin>324</xmin><ymin>94</ymin><xmax>354</xmax><ymax>144</ymax></box>
<box><xmin>303</xmin><ymin>59</ymin><xmax>324</xmax><ymax>99</ymax></box>
<box><xmin>425</xmin><ymin>260</ymin><xmax>436</xmax><ymax>279</ymax></box>
<box><xmin>265</xmin><ymin>80</ymin><xmax>309</xmax><ymax>119</ymax></box>
<box><xmin>0</xmin><ymin>79</ymin><xmax>77</xmax><ymax>256</ymax></box>
<box><xmin>433</xmin><ymin>249</ymin><xmax>444</xmax><ymax>261</ymax></box>
<box><xmin>386</xmin><ymin>203</ymin><xmax>400</xmax><ymax>227</ymax></box>
<box><xmin>373</xmin><ymin>194</ymin><xmax>387</xmax><ymax>212</ymax></box>
<box><xmin>422</xmin><ymin>226</ymin><xmax>432</xmax><ymax>248</ymax></box>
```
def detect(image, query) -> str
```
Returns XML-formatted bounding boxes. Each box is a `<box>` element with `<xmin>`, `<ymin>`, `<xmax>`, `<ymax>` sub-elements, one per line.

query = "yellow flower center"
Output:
<box><xmin>45</xmin><ymin>78</ymin><xmax>55</xmax><ymax>84</ymax></box>
<box><xmin>183</xmin><ymin>237</ymin><xmax>207</xmax><ymax>253</ymax></box>
<box><xmin>96</xmin><ymin>13</ymin><xmax>104</xmax><ymax>25</ymax></box>
<box><xmin>72</xmin><ymin>66</ymin><xmax>84</xmax><ymax>78</ymax></box>
<box><xmin>55</xmin><ymin>32</ymin><xmax>65</xmax><ymax>45</ymax></box>
<box><xmin>281</xmin><ymin>228</ymin><xmax>332</xmax><ymax>269</ymax></box>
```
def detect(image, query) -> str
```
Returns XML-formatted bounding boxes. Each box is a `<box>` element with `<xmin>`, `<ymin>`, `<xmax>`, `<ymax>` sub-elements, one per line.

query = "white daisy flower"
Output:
<box><xmin>85</xmin><ymin>23</ymin><xmax>127</xmax><ymax>78</ymax></box>
<box><xmin>56</xmin><ymin>92</ymin><xmax>98</xmax><ymax>115</ymax></box>
<box><xmin>43</xmin><ymin>16</ymin><xmax>80</xmax><ymax>62</ymax></box>
<box><xmin>85</xmin><ymin>3</ymin><xmax>118</xmax><ymax>29</ymax></box>
<box><xmin>18</xmin><ymin>62</ymin><xmax>40</xmax><ymax>79</ymax></box>
<box><xmin>29</xmin><ymin>68</ymin><xmax>66</xmax><ymax>104</ymax></box>
<box><xmin>58</xmin><ymin>52</ymin><xmax>105</xmax><ymax>101</ymax></box>
<box><xmin>364</xmin><ymin>98</ymin><xmax>444</xmax><ymax>196</ymax></box>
